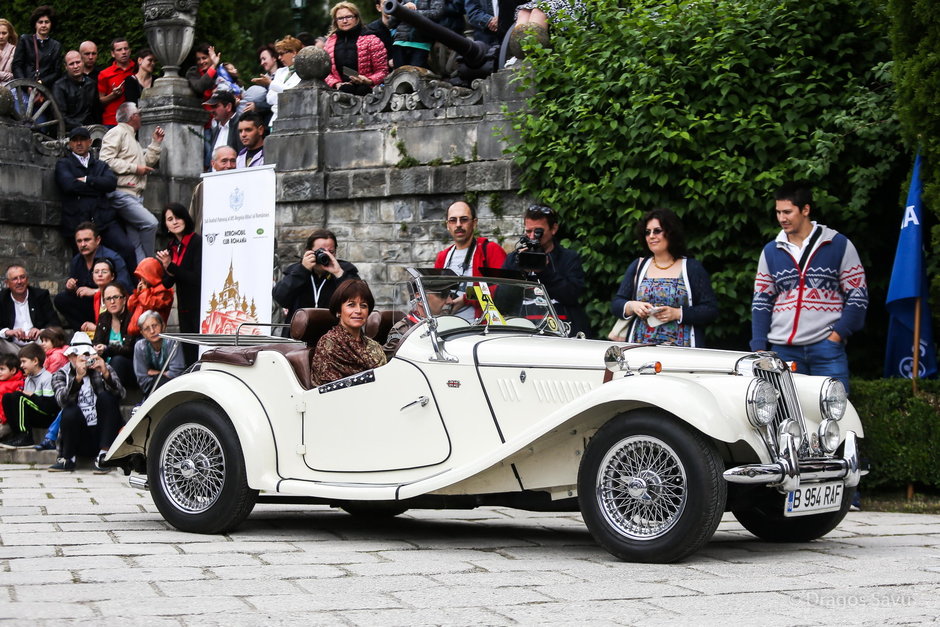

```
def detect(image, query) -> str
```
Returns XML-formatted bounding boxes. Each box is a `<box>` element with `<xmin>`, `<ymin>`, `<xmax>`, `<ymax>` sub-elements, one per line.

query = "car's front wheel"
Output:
<box><xmin>148</xmin><ymin>401</ymin><xmax>258</xmax><ymax>534</ymax></box>
<box><xmin>578</xmin><ymin>411</ymin><xmax>726</xmax><ymax>563</ymax></box>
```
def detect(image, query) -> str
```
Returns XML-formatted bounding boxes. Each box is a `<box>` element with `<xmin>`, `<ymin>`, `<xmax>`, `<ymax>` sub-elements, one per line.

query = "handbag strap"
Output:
<box><xmin>32</xmin><ymin>35</ymin><xmax>40</xmax><ymax>76</ymax></box>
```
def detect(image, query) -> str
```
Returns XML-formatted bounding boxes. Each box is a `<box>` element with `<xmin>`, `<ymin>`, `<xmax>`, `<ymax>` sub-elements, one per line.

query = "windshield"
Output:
<box><xmin>405</xmin><ymin>269</ymin><xmax>567</xmax><ymax>337</ymax></box>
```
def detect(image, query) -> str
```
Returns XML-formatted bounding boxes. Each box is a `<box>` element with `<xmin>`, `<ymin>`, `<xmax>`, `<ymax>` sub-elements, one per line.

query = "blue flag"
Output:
<box><xmin>884</xmin><ymin>153</ymin><xmax>938</xmax><ymax>379</ymax></box>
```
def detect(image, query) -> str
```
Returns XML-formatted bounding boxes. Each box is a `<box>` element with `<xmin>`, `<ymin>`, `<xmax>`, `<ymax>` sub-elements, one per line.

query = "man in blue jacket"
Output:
<box><xmin>54</xmin><ymin>126</ymin><xmax>135</xmax><ymax>272</ymax></box>
<box><xmin>751</xmin><ymin>182</ymin><xmax>868</xmax><ymax>392</ymax></box>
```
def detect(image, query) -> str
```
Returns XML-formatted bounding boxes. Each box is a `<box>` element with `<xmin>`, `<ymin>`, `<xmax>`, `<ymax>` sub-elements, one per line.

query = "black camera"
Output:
<box><xmin>516</xmin><ymin>227</ymin><xmax>546</xmax><ymax>272</ymax></box>
<box><xmin>313</xmin><ymin>248</ymin><xmax>332</xmax><ymax>266</ymax></box>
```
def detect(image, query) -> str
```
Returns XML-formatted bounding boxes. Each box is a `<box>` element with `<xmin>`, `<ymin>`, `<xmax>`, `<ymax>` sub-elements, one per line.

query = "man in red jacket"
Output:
<box><xmin>433</xmin><ymin>200</ymin><xmax>507</xmax><ymax>321</ymax></box>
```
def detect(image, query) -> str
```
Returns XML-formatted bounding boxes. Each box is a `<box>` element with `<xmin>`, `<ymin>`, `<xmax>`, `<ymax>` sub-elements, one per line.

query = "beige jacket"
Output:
<box><xmin>100</xmin><ymin>122</ymin><xmax>162</xmax><ymax>197</ymax></box>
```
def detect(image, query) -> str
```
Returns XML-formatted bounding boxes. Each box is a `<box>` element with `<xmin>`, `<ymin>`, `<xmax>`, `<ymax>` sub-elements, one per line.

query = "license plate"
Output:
<box><xmin>784</xmin><ymin>481</ymin><xmax>844</xmax><ymax>517</ymax></box>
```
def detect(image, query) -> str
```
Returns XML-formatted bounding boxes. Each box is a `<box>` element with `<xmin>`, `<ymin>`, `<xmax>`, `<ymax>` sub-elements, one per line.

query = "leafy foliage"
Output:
<box><xmin>506</xmin><ymin>0</ymin><xmax>906</xmax><ymax>372</ymax></box>
<box><xmin>851</xmin><ymin>379</ymin><xmax>940</xmax><ymax>489</ymax></box>
<box><xmin>888</xmin><ymin>0</ymin><xmax>940</xmax><ymax>300</ymax></box>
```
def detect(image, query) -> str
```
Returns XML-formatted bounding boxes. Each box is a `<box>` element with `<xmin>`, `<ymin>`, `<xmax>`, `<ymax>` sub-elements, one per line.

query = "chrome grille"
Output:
<box><xmin>754</xmin><ymin>364</ymin><xmax>808</xmax><ymax>450</ymax></box>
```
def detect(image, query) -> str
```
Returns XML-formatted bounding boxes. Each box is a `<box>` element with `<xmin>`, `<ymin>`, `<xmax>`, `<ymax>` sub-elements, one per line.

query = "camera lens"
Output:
<box><xmin>314</xmin><ymin>248</ymin><xmax>331</xmax><ymax>266</ymax></box>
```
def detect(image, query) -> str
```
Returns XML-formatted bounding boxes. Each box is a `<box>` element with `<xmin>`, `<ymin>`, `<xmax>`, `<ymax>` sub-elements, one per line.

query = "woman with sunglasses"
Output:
<box><xmin>611</xmin><ymin>208</ymin><xmax>718</xmax><ymax>347</ymax></box>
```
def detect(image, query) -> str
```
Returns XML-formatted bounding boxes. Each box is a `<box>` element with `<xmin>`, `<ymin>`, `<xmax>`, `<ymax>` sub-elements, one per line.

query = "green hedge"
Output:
<box><xmin>852</xmin><ymin>379</ymin><xmax>940</xmax><ymax>489</ymax></box>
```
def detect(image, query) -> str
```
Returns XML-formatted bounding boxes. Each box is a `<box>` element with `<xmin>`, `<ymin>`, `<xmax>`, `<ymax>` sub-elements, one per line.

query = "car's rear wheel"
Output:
<box><xmin>732</xmin><ymin>486</ymin><xmax>854</xmax><ymax>542</ymax></box>
<box><xmin>578</xmin><ymin>411</ymin><xmax>726</xmax><ymax>563</ymax></box>
<box><xmin>148</xmin><ymin>401</ymin><xmax>257</xmax><ymax>534</ymax></box>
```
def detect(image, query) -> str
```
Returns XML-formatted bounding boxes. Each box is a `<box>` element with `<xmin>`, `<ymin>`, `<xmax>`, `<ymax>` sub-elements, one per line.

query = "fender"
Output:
<box><xmin>105</xmin><ymin>370</ymin><xmax>281</xmax><ymax>491</ymax></box>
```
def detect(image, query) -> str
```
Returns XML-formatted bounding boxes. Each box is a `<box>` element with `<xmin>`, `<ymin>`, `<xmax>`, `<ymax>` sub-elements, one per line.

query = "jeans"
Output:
<box><xmin>392</xmin><ymin>45</ymin><xmax>430</xmax><ymax>70</ymax></box>
<box><xmin>107</xmin><ymin>190</ymin><xmax>158</xmax><ymax>263</ymax></box>
<box><xmin>771</xmin><ymin>339</ymin><xmax>851</xmax><ymax>394</ymax></box>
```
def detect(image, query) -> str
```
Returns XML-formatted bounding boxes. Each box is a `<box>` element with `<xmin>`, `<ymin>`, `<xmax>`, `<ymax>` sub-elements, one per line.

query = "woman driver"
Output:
<box><xmin>312</xmin><ymin>279</ymin><xmax>387</xmax><ymax>385</ymax></box>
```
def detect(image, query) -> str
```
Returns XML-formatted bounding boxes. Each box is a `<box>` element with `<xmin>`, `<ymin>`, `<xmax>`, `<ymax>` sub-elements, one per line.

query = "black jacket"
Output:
<box><xmin>93</xmin><ymin>309</ymin><xmax>136</xmax><ymax>360</ymax></box>
<box><xmin>162</xmin><ymin>235</ymin><xmax>203</xmax><ymax>334</ymax></box>
<box><xmin>12</xmin><ymin>34</ymin><xmax>62</xmax><ymax>85</ymax></box>
<box><xmin>0</xmin><ymin>286</ymin><xmax>61</xmax><ymax>331</ymax></box>
<box><xmin>503</xmin><ymin>243</ymin><xmax>593</xmax><ymax>338</ymax></box>
<box><xmin>273</xmin><ymin>259</ymin><xmax>360</xmax><ymax>331</ymax></box>
<box><xmin>52</xmin><ymin>74</ymin><xmax>97</xmax><ymax>129</ymax></box>
<box><xmin>54</xmin><ymin>152</ymin><xmax>119</xmax><ymax>235</ymax></box>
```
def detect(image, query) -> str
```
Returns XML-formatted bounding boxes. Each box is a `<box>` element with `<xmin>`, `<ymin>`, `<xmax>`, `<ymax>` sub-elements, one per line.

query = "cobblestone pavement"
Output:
<box><xmin>1</xmin><ymin>462</ymin><xmax>938</xmax><ymax>626</ymax></box>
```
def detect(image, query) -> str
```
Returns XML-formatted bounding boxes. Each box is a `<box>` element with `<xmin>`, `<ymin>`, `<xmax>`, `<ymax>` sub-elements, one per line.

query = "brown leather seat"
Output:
<box><xmin>290</xmin><ymin>308</ymin><xmax>338</xmax><ymax>345</ymax></box>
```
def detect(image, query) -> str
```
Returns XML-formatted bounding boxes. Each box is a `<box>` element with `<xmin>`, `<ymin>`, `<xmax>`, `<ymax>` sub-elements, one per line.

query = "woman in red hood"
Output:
<box><xmin>126</xmin><ymin>257</ymin><xmax>174</xmax><ymax>336</ymax></box>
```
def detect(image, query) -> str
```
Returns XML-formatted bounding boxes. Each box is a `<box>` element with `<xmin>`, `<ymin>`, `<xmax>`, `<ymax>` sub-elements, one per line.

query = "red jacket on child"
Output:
<box><xmin>127</xmin><ymin>258</ymin><xmax>175</xmax><ymax>336</ymax></box>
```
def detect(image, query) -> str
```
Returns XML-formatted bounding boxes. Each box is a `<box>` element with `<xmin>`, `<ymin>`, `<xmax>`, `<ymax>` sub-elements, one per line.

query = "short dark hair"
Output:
<box><xmin>258</xmin><ymin>43</ymin><xmax>282</xmax><ymax>68</ymax></box>
<box><xmin>635</xmin><ymin>208</ymin><xmax>688</xmax><ymax>259</ymax></box>
<box><xmin>39</xmin><ymin>326</ymin><xmax>67</xmax><ymax>348</ymax></box>
<box><xmin>329</xmin><ymin>279</ymin><xmax>375</xmax><ymax>316</ymax></box>
<box><xmin>447</xmin><ymin>200</ymin><xmax>476</xmax><ymax>220</ymax></box>
<box><xmin>92</xmin><ymin>257</ymin><xmax>116</xmax><ymax>277</ymax></box>
<box><xmin>75</xmin><ymin>221</ymin><xmax>100</xmax><ymax>237</ymax></box>
<box><xmin>524</xmin><ymin>204</ymin><xmax>558</xmax><ymax>227</ymax></box>
<box><xmin>135</xmin><ymin>47</ymin><xmax>154</xmax><ymax>60</ymax></box>
<box><xmin>194</xmin><ymin>42</ymin><xmax>211</xmax><ymax>56</ymax></box>
<box><xmin>305</xmin><ymin>229</ymin><xmax>338</xmax><ymax>251</ymax></box>
<box><xmin>162</xmin><ymin>203</ymin><xmax>195</xmax><ymax>236</ymax></box>
<box><xmin>239</xmin><ymin>111</ymin><xmax>265</xmax><ymax>129</ymax></box>
<box><xmin>774</xmin><ymin>182</ymin><xmax>813</xmax><ymax>211</ymax></box>
<box><xmin>110</xmin><ymin>37</ymin><xmax>129</xmax><ymax>50</ymax></box>
<box><xmin>18</xmin><ymin>342</ymin><xmax>45</xmax><ymax>366</ymax></box>
<box><xmin>29</xmin><ymin>5</ymin><xmax>55</xmax><ymax>30</ymax></box>
<box><xmin>0</xmin><ymin>353</ymin><xmax>20</xmax><ymax>372</ymax></box>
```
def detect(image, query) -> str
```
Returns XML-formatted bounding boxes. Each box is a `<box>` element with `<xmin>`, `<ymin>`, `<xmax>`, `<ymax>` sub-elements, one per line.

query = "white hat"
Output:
<box><xmin>64</xmin><ymin>332</ymin><xmax>96</xmax><ymax>356</ymax></box>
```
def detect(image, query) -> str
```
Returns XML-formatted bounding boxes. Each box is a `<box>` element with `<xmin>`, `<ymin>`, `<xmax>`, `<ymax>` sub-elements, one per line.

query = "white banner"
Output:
<box><xmin>199</xmin><ymin>165</ymin><xmax>276</xmax><ymax>335</ymax></box>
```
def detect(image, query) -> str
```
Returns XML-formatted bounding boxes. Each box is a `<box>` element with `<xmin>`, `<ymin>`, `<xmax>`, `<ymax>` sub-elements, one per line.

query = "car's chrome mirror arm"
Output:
<box><xmin>426</xmin><ymin>317</ymin><xmax>458</xmax><ymax>362</ymax></box>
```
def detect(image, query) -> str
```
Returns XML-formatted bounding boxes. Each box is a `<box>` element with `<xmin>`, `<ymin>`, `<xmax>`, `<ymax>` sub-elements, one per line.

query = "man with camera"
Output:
<box><xmin>434</xmin><ymin>200</ymin><xmax>507</xmax><ymax>321</ymax></box>
<box><xmin>273</xmin><ymin>229</ymin><xmax>360</xmax><ymax>333</ymax></box>
<box><xmin>501</xmin><ymin>205</ymin><xmax>592</xmax><ymax>337</ymax></box>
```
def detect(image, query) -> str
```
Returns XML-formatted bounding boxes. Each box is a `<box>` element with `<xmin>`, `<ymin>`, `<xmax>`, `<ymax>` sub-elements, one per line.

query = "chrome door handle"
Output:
<box><xmin>400</xmin><ymin>396</ymin><xmax>429</xmax><ymax>411</ymax></box>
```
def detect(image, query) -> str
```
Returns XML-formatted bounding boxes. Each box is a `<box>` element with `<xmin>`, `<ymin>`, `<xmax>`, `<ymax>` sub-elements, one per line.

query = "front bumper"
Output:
<box><xmin>723</xmin><ymin>430</ymin><xmax>862</xmax><ymax>493</ymax></box>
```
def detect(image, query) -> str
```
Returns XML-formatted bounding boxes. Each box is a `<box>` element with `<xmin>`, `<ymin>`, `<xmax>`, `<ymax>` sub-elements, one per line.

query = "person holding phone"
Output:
<box><xmin>611</xmin><ymin>208</ymin><xmax>718</xmax><ymax>347</ymax></box>
<box><xmin>324</xmin><ymin>2</ymin><xmax>388</xmax><ymax>96</ymax></box>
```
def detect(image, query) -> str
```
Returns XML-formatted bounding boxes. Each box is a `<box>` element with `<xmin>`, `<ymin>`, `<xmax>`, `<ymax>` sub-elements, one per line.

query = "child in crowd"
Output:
<box><xmin>0</xmin><ymin>354</ymin><xmax>25</xmax><ymax>440</ymax></box>
<box><xmin>39</xmin><ymin>327</ymin><xmax>69</xmax><ymax>372</ymax></box>
<box><xmin>126</xmin><ymin>257</ymin><xmax>174</xmax><ymax>336</ymax></box>
<box><xmin>33</xmin><ymin>327</ymin><xmax>70</xmax><ymax>451</ymax></box>
<box><xmin>134</xmin><ymin>310</ymin><xmax>185</xmax><ymax>396</ymax></box>
<box><xmin>0</xmin><ymin>344</ymin><xmax>59</xmax><ymax>448</ymax></box>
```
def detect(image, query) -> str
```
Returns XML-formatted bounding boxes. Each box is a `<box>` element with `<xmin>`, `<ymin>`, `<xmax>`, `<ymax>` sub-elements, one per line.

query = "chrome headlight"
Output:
<box><xmin>820</xmin><ymin>378</ymin><xmax>847</xmax><ymax>421</ymax></box>
<box><xmin>818</xmin><ymin>419</ymin><xmax>840</xmax><ymax>453</ymax></box>
<box><xmin>746</xmin><ymin>379</ymin><xmax>779</xmax><ymax>428</ymax></box>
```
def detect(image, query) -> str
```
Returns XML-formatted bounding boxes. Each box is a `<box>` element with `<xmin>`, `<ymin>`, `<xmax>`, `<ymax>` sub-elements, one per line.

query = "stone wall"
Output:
<box><xmin>0</xmin><ymin>67</ymin><xmax>529</xmax><ymax>308</ymax></box>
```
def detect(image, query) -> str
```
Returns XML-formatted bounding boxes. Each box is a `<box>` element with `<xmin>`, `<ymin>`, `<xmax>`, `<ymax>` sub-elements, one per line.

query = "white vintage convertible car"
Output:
<box><xmin>105</xmin><ymin>269</ymin><xmax>863</xmax><ymax>563</ymax></box>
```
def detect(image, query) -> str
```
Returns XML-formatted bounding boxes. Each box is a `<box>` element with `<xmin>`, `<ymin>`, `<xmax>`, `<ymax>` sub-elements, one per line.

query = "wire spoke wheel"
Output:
<box><xmin>597</xmin><ymin>435</ymin><xmax>687</xmax><ymax>540</ymax></box>
<box><xmin>6</xmin><ymin>78</ymin><xmax>65</xmax><ymax>139</ymax></box>
<box><xmin>159</xmin><ymin>423</ymin><xmax>226</xmax><ymax>514</ymax></box>
<box><xmin>147</xmin><ymin>401</ymin><xmax>257</xmax><ymax>534</ymax></box>
<box><xmin>578</xmin><ymin>411</ymin><xmax>725</xmax><ymax>563</ymax></box>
